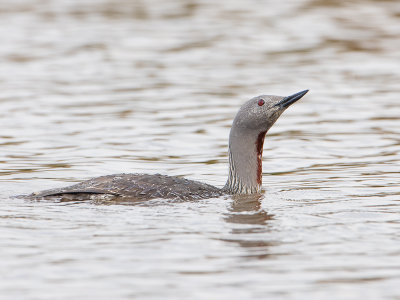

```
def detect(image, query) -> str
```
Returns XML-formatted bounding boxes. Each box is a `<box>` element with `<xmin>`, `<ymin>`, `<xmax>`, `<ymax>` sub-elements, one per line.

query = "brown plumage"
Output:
<box><xmin>31</xmin><ymin>173</ymin><xmax>224</xmax><ymax>201</ymax></box>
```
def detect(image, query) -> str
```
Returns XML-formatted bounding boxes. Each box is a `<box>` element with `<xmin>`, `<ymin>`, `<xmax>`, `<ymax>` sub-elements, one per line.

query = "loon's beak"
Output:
<box><xmin>275</xmin><ymin>90</ymin><xmax>309</xmax><ymax>109</ymax></box>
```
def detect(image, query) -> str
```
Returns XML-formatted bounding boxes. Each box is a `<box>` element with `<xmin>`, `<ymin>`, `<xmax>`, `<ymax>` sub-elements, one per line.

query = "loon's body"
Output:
<box><xmin>27</xmin><ymin>90</ymin><xmax>308</xmax><ymax>201</ymax></box>
<box><xmin>32</xmin><ymin>173</ymin><xmax>224</xmax><ymax>200</ymax></box>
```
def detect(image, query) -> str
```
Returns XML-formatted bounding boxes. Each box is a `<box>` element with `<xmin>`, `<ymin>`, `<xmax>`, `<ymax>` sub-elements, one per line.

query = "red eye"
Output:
<box><xmin>258</xmin><ymin>99</ymin><xmax>265</xmax><ymax>106</ymax></box>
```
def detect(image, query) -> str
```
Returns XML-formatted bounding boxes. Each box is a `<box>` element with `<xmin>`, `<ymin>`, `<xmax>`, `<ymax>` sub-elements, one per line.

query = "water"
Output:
<box><xmin>1</xmin><ymin>0</ymin><xmax>400</xmax><ymax>299</ymax></box>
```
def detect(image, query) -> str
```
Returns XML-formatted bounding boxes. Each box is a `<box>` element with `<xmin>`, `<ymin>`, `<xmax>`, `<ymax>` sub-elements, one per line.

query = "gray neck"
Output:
<box><xmin>224</xmin><ymin>127</ymin><xmax>266</xmax><ymax>194</ymax></box>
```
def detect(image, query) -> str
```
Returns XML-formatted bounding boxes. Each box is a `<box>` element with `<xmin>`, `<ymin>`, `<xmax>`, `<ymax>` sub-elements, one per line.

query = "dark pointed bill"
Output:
<box><xmin>275</xmin><ymin>89</ymin><xmax>309</xmax><ymax>108</ymax></box>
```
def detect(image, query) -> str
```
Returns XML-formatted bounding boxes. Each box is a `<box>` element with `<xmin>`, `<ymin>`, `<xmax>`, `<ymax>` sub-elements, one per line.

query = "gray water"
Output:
<box><xmin>1</xmin><ymin>0</ymin><xmax>400</xmax><ymax>299</ymax></box>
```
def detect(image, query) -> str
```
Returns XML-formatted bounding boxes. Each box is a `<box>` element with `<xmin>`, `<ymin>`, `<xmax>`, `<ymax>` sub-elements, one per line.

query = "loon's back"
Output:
<box><xmin>29</xmin><ymin>173</ymin><xmax>224</xmax><ymax>201</ymax></box>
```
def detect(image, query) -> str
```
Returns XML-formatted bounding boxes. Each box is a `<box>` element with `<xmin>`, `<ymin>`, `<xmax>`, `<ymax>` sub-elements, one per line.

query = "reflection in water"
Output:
<box><xmin>223</xmin><ymin>194</ymin><xmax>275</xmax><ymax>259</ymax></box>
<box><xmin>225</xmin><ymin>194</ymin><xmax>272</xmax><ymax>226</ymax></box>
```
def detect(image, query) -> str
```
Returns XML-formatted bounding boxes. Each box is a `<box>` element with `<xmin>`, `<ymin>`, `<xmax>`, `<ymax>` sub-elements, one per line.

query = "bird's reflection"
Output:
<box><xmin>222</xmin><ymin>193</ymin><xmax>275</xmax><ymax>260</ymax></box>
<box><xmin>225</xmin><ymin>193</ymin><xmax>273</xmax><ymax>226</ymax></box>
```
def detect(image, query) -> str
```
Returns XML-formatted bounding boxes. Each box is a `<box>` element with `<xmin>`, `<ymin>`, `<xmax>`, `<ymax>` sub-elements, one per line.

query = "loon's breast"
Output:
<box><xmin>29</xmin><ymin>173</ymin><xmax>224</xmax><ymax>201</ymax></box>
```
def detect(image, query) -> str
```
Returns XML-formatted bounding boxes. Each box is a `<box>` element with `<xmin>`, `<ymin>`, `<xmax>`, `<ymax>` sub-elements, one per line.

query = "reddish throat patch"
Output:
<box><xmin>256</xmin><ymin>131</ymin><xmax>267</xmax><ymax>185</ymax></box>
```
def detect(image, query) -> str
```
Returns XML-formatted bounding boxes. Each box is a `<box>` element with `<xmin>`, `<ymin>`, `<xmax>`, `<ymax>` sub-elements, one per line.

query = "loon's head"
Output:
<box><xmin>225</xmin><ymin>90</ymin><xmax>309</xmax><ymax>194</ymax></box>
<box><xmin>231</xmin><ymin>90</ymin><xmax>309</xmax><ymax>134</ymax></box>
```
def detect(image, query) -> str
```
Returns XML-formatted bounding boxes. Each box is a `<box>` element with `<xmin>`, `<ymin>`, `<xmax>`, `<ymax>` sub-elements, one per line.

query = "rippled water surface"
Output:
<box><xmin>1</xmin><ymin>0</ymin><xmax>400</xmax><ymax>299</ymax></box>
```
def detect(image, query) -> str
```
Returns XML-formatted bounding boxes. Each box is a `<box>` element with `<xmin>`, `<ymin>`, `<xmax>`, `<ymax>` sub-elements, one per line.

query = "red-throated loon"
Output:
<box><xmin>27</xmin><ymin>90</ymin><xmax>308</xmax><ymax>201</ymax></box>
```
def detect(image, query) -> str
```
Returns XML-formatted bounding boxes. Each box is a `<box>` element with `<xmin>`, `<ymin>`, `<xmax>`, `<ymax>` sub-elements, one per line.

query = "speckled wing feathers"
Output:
<box><xmin>30</xmin><ymin>173</ymin><xmax>224</xmax><ymax>201</ymax></box>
